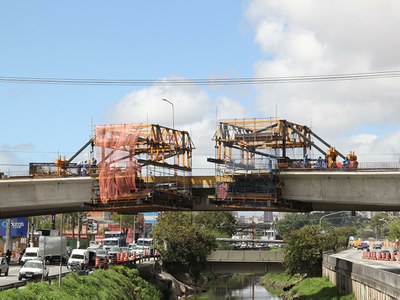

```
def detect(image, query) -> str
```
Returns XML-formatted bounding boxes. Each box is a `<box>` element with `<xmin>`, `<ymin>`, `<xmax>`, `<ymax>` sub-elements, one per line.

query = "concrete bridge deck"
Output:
<box><xmin>1</xmin><ymin>170</ymin><xmax>400</xmax><ymax>218</ymax></box>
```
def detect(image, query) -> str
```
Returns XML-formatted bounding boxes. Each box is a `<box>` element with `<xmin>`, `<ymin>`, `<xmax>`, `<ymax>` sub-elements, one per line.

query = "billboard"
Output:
<box><xmin>0</xmin><ymin>218</ymin><xmax>28</xmax><ymax>237</ymax></box>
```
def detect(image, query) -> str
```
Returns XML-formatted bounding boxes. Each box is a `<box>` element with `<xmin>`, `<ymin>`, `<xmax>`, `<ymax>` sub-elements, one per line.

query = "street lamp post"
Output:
<box><xmin>162</xmin><ymin>98</ymin><xmax>175</xmax><ymax>129</ymax></box>
<box><xmin>319</xmin><ymin>211</ymin><xmax>349</xmax><ymax>227</ymax></box>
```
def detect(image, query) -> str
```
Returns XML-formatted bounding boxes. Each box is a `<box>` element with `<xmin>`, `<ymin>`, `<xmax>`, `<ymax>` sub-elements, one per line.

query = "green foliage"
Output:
<box><xmin>370</xmin><ymin>213</ymin><xmax>390</xmax><ymax>238</ymax></box>
<box><xmin>284</xmin><ymin>223</ymin><xmax>355</xmax><ymax>276</ymax></box>
<box><xmin>388</xmin><ymin>220</ymin><xmax>400</xmax><ymax>241</ymax></box>
<box><xmin>193</xmin><ymin>212</ymin><xmax>236</xmax><ymax>237</ymax></box>
<box><xmin>0</xmin><ymin>266</ymin><xmax>161</xmax><ymax>300</ymax></box>
<box><xmin>262</xmin><ymin>274</ymin><xmax>355</xmax><ymax>299</ymax></box>
<box><xmin>111</xmin><ymin>213</ymin><xmax>140</xmax><ymax>228</ymax></box>
<box><xmin>323</xmin><ymin>227</ymin><xmax>357</xmax><ymax>253</ymax></box>
<box><xmin>284</xmin><ymin>225</ymin><xmax>322</xmax><ymax>276</ymax></box>
<box><xmin>288</xmin><ymin>276</ymin><xmax>355</xmax><ymax>300</ymax></box>
<box><xmin>275</xmin><ymin>213</ymin><xmax>319</xmax><ymax>237</ymax></box>
<box><xmin>152</xmin><ymin>212</ymin><xmax>217</xmax><ymax>281</ymax></box>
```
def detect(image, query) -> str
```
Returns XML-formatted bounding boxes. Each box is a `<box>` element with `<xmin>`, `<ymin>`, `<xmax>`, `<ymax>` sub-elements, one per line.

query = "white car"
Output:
<box><xmin>18</xmin><ymin>260</ymin><xmax>49</xmax><ymax>281</ymax></box>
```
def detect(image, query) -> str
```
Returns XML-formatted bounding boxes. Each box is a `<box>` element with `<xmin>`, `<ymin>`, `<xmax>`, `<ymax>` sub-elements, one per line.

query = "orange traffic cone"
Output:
<box><xmin>95</xmin><ymin>256</ymin><xmax>101</xmax><ymax>268</ymax></box>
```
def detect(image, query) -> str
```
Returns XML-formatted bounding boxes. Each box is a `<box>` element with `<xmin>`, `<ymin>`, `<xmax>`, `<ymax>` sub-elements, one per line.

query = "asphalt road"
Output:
<box><xmin>0</xmin><ymin>263</ymin><xmax>70</xmax><ymax>289</ymax></box>
<box><xmin>332</xmin><ymin>247</ymin><xmax>400</xmax><ymax>273</ymax></box>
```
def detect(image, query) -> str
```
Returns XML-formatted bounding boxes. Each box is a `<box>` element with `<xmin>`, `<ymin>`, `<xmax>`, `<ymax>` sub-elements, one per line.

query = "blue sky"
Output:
<box><xmin>2</xmin><ymin>1</ymin><xmax>400</xmax><ymax>176</ymax></box>
<box><xmin>1</xmin><ymin>1</ymin><xmax>258</xmax><ymax>171</ymax></box>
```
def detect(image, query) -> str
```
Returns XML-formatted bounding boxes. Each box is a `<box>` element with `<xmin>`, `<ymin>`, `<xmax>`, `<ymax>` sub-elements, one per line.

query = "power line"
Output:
<box><xmin>1</xmin><ymin>70</ymin><xmax>400</xmax><ymax>86</ymax></box>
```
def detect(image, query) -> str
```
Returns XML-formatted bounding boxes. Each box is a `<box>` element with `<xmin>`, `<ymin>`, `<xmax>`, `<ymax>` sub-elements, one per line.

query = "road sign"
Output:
<box><xmin>87</xmin><ymin>219</ymin><xmax>98</xmax><ymax>234</ymax></box>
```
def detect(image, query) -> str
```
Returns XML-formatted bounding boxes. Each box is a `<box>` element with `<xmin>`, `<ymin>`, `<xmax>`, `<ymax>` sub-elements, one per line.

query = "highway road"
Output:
<box><xmin>0</xmin><ymin>264</ymin><xmax>69</xmax><ymax>290</ymax></box>
<box><xmin>332</xmin><ymin>247</ymin><xmax>400</xmax><ymax>274</ymax></box>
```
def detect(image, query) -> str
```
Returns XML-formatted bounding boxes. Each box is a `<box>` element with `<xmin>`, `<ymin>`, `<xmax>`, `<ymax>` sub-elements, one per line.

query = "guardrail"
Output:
<box><xmin>0</xmin><ymin>271</ymin><xmax>70</xmax><ymax>291</ymax></box>
<box><xmin>279</xmin><ymin>161</ymin><xmax>400</xmax><ymax>172</ymax></box>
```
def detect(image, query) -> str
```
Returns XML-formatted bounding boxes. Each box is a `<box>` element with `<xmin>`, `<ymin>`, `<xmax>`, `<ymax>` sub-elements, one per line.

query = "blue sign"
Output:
<box><xmin>0</xmin><ymin>218</ymin><xmax>28</xmax><ymax>237</ymax></box>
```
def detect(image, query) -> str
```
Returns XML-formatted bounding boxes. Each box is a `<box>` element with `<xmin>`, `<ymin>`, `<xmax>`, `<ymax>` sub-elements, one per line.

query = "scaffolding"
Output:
<box><xmin>208</xmin><ymin>118</ymin><xmax>345</xmax><ymax>211</ymax></box>
<box><xmin>93</xmin><ymin>123</ymin><xmax>194</xmax><ymax>211</ymax></box>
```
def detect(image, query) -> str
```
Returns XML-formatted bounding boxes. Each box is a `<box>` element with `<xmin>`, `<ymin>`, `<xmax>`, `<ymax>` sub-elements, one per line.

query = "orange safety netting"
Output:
<box><xmin>95</xmin><ymin>124</ymin><xmax>143</xmax><ymax>203</ymax></box>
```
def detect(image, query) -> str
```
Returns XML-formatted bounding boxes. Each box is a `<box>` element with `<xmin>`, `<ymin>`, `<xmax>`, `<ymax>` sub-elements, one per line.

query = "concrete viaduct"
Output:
<box><xmin>1</xmin><ymin>170</ymin><xmax>400</xmax><ymax>218</ymax></box>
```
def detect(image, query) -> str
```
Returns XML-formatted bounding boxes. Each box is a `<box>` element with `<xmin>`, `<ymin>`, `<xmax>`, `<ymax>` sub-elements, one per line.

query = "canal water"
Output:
<box><xmin>186</xmin><ymin>275</ymin><xmax>281</xmax><ymax>299</ymax></box>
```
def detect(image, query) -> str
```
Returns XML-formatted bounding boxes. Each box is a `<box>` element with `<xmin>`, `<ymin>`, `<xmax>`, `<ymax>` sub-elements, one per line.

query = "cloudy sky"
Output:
<box><xmin>1</xmin><ymin>1</ymin><xmax>400</xmax><ymax>176</ymax></box>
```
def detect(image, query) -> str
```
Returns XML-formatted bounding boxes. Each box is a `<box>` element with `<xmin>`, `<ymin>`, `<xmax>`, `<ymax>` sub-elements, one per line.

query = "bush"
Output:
<box><xmin>0</xmin><ymin>266</ymin><xmax>162</xmax><ymax>300</ymax></box>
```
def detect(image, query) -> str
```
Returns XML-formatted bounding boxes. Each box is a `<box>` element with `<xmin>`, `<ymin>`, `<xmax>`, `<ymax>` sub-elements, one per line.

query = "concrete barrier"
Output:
<box><xmin>323</xmin><ymin>254</ymin><xmax>400</xmax><ymax>299</ymax></box>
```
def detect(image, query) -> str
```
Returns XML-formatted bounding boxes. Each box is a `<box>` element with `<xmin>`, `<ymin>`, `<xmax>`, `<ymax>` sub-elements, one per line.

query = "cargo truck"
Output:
<box><xmin>39</xmin><ymin>236</ymin><xmax>69</xmax><ymax>264</ymax></box>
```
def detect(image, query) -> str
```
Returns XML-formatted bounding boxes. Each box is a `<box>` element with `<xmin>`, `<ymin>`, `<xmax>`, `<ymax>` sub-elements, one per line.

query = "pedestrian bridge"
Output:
<box><xmin>2</xmin><ymin>169</ymin><xmax>400</xmax><ymax>218</ymax></box>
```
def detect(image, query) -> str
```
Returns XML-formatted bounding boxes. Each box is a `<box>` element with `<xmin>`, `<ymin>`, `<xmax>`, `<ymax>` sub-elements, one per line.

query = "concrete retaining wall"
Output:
<box><xmin>323</xmin><ymin>254</ymin><xmax>400</xmax><ymax>300</ymax></box>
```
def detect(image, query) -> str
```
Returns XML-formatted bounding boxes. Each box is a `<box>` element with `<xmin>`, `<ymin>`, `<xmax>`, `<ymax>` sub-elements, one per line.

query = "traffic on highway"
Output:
<box><xmin>0</xmin><ymin>238</ymin><xmax>153</xmax><ymax>291</ymax></box>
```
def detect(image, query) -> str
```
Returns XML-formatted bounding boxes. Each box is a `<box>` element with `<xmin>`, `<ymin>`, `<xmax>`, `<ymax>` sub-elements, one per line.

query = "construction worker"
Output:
<box><xmin>303</xmin><ymin>154</ymin><xmax>309</xmax><ymax>167</ymax></box>
<box><xmin>82</xmin><ymin>161</ymin><xmax>88</xmax><ymax>176</ymax></box>
<box><xmin>267</xmin><ymin>158</ymin><xmax>272</xmax><ymax>171</ymax></box>
<box><xmin>316</xmin><ymin>156</ymin><xmax>323</xmax><ymax>168</ymax></box>
<box><xmin>90</xmin><ymin>157</ymin><xmax>97</xmax><ymax>173</ymax></box>
<box><xmin>342</xmin><ymin>157</ymin><xmax>350</xmax><ymax>169</ymax></box>
<box><xmin>77</xmin><ymin>161</ymin><xmax>82</xmax><ymax>176</ymax></box>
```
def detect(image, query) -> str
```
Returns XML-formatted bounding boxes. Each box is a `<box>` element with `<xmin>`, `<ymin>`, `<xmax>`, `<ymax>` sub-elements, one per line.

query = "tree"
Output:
<box><xmin>275</xmin><ymin>213</ymin><xmax>319</xmax><ymax>237</ymax></box>
<box><xmin>111</xmin><ymin>213</ymin><xmax>137</xmax><ymax>227</ymax></box>
<box><xmin>388</xmin><ymin>220</ymin><xmax>400</xmax><ymax>242</ymax></box>
<box><xmin>193</xmin><ymin>212</ymin><xmax>236</xmax><ymax>237</ymax></box>
<box><xmin>152</xmin><ymin>212</ymin><xmax>217</xmax><ymax>282</ymax></box>
<box><xmin>284</xmin><ymin>225</ymin><xmax>322</xmax><ymax>276</ymax></box>
<box><xmin>323</xmin><ymin>226</ymin><xmax>357</xmax><ymax>252</ymax></box>
<box><xmin>370</xmin><ymin>213</ymin><xmax>391</xmax><ymax>238</ymax></box>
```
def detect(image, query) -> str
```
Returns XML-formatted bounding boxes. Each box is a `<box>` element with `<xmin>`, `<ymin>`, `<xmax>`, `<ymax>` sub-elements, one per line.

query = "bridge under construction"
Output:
<box><xmin>1</xmin><ymin>118</ymin><xmax>399</xmax><ymax>218</ymax></box>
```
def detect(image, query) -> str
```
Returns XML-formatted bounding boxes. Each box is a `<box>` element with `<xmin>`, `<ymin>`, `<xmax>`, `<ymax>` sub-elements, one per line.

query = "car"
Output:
<box><xmin>108</xmin><ymin>246</ymin><xmax>122</xmax><ymax>256</ymax></box>
<box><xmin>108</xmin><ymin>247</ymin><xmax>122</xmax><ymax>262</ymax></box>
<box><xmin>93</xmin><ymin>248</ymin><xmax>109</xmax><ymax>264</ymax></box>
<box><xmin>373</xmin><ymin>242</ymin><xmax>382</xmax><ymax>249</ymax></box>
<box><xmin>18</xmin><ymin>260</ymin><xmax>49</xmax><ymax>281</ymax></box>
<box><xmin>357</xmin><ymin>242</ymin><xmax>369</xmax><ymax>250</ymax></box>
<box><xmin>0</xmin><ymin>257</ymin><xmax>9</xmax><ymax>276</ymax></box>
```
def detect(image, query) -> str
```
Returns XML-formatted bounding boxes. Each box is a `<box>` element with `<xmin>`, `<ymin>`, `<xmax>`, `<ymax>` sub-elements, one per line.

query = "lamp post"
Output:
<box><xmin>162</xmin><ymin>98</ymin><xmax>175</xmax><ymax>129</ymax></box>
<box><xmin>319</xmin><ymin>211</ymin><xmax>349</xmax><ymax>227</ymax></box>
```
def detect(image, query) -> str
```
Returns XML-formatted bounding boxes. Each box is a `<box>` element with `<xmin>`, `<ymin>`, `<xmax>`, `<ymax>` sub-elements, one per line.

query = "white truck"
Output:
<box><xmin>20</xmin><ymin>247</ymin><xmax>44</xmax><ymax>265</ymax></box>
<box><xmin>135</xmin><ymin>238</ymin><xmax>154</xmax><ymax>257</ymax></box>
<box><xmin>67</xmin><ymin>249</ymin><xmax>96</xmax><ymax>272</ymax></box>
<box><xmin>39</xmin><ymin>236</ymin><xmax>69</xmax><ymax>264</ymax></box>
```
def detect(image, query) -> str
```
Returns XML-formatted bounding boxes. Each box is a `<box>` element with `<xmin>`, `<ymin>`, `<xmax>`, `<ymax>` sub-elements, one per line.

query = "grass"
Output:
<box><xmin>262</xmin><ymin>273</ymin><xmax>355</xmax><ymax>300</ymax></box>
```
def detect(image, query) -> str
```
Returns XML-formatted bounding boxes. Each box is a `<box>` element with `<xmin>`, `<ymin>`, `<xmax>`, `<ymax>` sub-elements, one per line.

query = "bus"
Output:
<box><xmin>136</xmin><ymin>238</ymin><xmax>154</xmax><ymax>256</ymax></box>
<box><xmin>103</xmin><ymin>231</ymin><xmax>127</xmax><ymax>251</ymax></box>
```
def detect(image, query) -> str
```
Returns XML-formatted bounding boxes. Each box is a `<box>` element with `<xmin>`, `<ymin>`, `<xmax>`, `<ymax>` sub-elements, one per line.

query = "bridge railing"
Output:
<box><xmin>279</xmin><ymin>161</ymin><xmax>400</xmax><ymax>172</ymax></box>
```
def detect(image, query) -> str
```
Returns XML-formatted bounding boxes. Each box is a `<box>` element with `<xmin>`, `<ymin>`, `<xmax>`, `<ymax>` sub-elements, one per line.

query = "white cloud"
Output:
<box><xmin>108</xmin><ymin>80</ymin><xmax>251</xmax><ymax>174</ymax></box>
<box><xmin>0</xmin><ymin>144</ymin><xmax>32</xmax><ymax>176</ymax></box>
<box><xmin>108</xmin><ymin>79</ymin><xmax>210</xmax><ymax>128</ymax></box>
<box><xmin>216</xmin><ymin>96</ymin><xmax>249</xmax><ymax>120</ymax></box>
<box><xmin>245</xmin><ymin>0</ymin><xmax>400</xmax><ymax>160</ymax></box>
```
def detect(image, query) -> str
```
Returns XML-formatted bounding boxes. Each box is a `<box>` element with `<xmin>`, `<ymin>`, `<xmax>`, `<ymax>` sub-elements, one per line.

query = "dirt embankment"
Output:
<box><xmin>136</xmin><ymin>262</ymin><xmax>205</xmax><ymax>299</ymax></box>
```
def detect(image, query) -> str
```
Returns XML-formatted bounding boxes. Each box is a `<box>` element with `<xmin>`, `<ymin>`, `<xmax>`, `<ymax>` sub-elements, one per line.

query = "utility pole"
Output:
<box><xmin>5</xmin><ymin>219</ymin><xmax>11</xmax><ymax>253</ymax></box>
<box><xmin>132</xmin><ymin>214</ymin><xmax>136</xmax><ymax>244</ymax></box>
<box><xmin>77</xmin><ymin>214</ymin><xmax>81</xmax><ymax>249</ymax></box>
<box><xmin>59</xmin><ymin>214</ymin><xmax>63</xmax><ymax>288</ymax></box>
<box><xmin>30</xmin><ymin>219</ymin><xmax>35</xmax><ymax>247</ymax></box>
